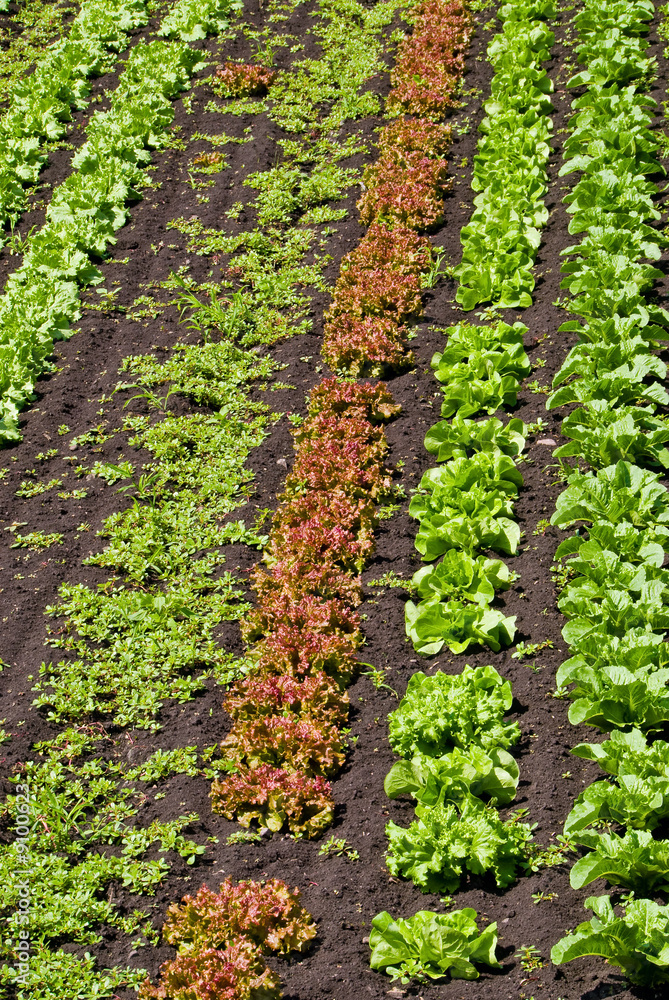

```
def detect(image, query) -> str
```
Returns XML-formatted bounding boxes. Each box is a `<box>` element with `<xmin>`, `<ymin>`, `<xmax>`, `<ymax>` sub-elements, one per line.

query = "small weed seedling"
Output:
<box><xmin>361</xmin><ymin>667</ymin><xmax>399</xmax><ymax>698</ymax></box>
<box><xmin>226</xmin><ymin>829</ymin><xmax>263</xmax><ymax>845</ymax></box>
<box><xmin>318</xmin><ymin>836</ymin><xmax>360</xmax><ymax>861</ymax></box>
<box><xmin>515</xmin><ymin>945</ymin><xmax>544</xmax><ymax>974</ymax></box>
<box><xmin>531</xmin><ymin>891</ymin><xmax>558</xmax><ymax>905</ymax></box>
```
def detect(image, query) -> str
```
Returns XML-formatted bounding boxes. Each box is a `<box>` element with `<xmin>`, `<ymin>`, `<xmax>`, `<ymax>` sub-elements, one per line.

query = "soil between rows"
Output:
<box><xmin>1</xmin><ymin>2</ymin><xmax>668</xmax><ymax>999</ymax></box>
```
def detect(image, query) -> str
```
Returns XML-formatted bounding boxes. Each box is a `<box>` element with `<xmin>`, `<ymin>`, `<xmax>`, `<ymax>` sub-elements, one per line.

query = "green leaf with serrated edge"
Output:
<box><xmin>388</xmin><ymin>665</ymin><xmax>520</xmax><ymax>757</ymax></box>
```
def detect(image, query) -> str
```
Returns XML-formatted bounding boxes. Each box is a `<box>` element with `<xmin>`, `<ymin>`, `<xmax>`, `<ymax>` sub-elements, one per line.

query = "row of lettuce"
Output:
<box><xmin>369</xmin><ymin>1</ymin><xmax>558</xmax><ymax>981</ymax></box>
<box><xmin>0</xmin><ymin>0</ymin><xmax>242</xmax><ymax>443</ymax></box>
<box><xmin>0</xmin><ymin>0</ymin><xmax>149</xmax><ymax>237</ymax></box>
<box><xmin>389</xmin><ymin>0</ymin><xmax>669</xmax><ymax>986</ymax></box>
<box><xmin>544</xmin><ymin>0</ymin><xmax>669</xmax><ymax>985</ymax></box>
<box><xmin>209</xmin><ymin>0</ymin><xmax>472</xmax><ymax>850</ymax></box>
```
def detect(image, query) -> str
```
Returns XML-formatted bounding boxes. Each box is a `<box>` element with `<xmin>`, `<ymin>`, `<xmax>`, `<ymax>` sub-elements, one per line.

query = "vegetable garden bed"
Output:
<box><xmin>2</xmin><ymin>0</ymin><xmax>669</xmax><ymax>998</ymax></box>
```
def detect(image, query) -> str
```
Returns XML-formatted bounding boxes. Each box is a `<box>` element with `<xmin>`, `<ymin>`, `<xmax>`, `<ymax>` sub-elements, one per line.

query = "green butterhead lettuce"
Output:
<box><xmin>384</xmin><ymin>745</ymin><xmax>519</xmax><ymax>807</ymax></box>
<box><xmin>552</xmin><ymin>894</ymin><xmax>669</xmax><ymax>986</ymax></box>
<box><xmin>424</xmin><ymin>415</ymin><xmax>526</xmax><ymax>462</ymax></box>
<box><xmin>405</xmin><ymin>599</ymin><xmax>516</xmax><ymax>656</ymax></box>
<box><xmin>370</xmin><ymin>908</ymin><xmax>500</xmax><ymax>983</ymax></box>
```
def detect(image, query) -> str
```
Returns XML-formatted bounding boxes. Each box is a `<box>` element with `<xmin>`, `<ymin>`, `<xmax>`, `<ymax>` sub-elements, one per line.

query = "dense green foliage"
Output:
<box><xmin>455</xmin><ymin>0</ymin><xmax>555</xmax><ymax>309</ymax></box>
<box><xmin>370</xmin><ymin>908</ymin><xmax>500</xmax><ymax>982</ymax></box>
<box><xmin>548</xmin><ymin>0</ymin><xmax>669</xmax><ymax>985</ymax></box>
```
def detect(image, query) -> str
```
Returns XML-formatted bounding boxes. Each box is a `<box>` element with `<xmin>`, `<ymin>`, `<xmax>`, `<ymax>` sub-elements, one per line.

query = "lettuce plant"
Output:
<box><xmin>410</xmin><ymin>452</ymin><xmax>522</xmax><ymax>561</ymax></box>
<box><xmin>140</xmin><ymin>879</ymin><xmax>315</xmax><ymax>999</ymax></box>
<box><xmin>554</xmin><ymin>402</ymin><xmax>669</xmax><ymax>469</ymax></box>
<box><xmin>225</xmin><ymin>672</ymin><xmax>348</xmax><ymax>727</ymax></box>
<box><xmin>431</xmin><ymin>320</ymin><xmax>530</xmax><ymax>418</ymax></box>
<box><xmin>329</xmin><ymin>221</ymin><xmax>432</xmax><ymax>320</ymax></box>
<box><xmin>557</xmin><ymin>656</ymin><xmax>669</xmax><ymax>731</ymax></box>
<box><xmin>139</xmin><ymin>939</ymin><xmax>281</xmax><ymax>1000</ymax></box>
<box><xmin>558</xmin><ymin>575</ymin><xmax>669</xmax><ymax>638</ymax></box>
<box><xmin>220</xmin><ymin>714</ymin><xmax>346</xmax><ymax>776</ymax></box>
<box><xmin>158</xmin><ymin>0</ymin><xmax>243</xmax><ymax>41</ymax></box>
<box><xmin>370</xmin><ymin>908</ymin><xmax>499</xmax><ymax>982</ymax></box>
<box><xmin>552</xmin><ymin>894</ymin><xmax>669</xmax><ymax>986</ymax></box>
<box><xmin>565</xmin><ymin>776</ymin><xmax>669</xmax><ymax>836</ymax></box>
<box><xmin>570</xmin><ymin>829</ymin><xmax>669</xmax><ymax>893</ymax></box>
<box><xmin>432</xmin><ymin>324</ymin><xmax>531</xmax><ymax>386</ymax></box>
<box><xmin>572</xmin><ymin>727</ymin><xmax>669</xmax><ymax>778</ymax></box>
<box><xmin>566</xmin><ymin>730</ymin><xmax>669</xmax><ymax>833</ymax></box>
<box><xmin>252</xmin><ymin>557</ymin><xmax>363</xmax><ymax>610</ymax></box>
<box><xmin>547</xmin><ymin>338</ymin><xmax>668</xmax><ymax>410</ymax></box>
<box><xmin>386</xmin><ymin>795</ymin><xmax>533</xmax><ymax>893</ymax></box>
<box><xmin>322</xmin><ymin>223</ymin><xmax>432</xmax><ymax>372</ymax></box>
<box><xmin>250</xmin><ymin>626</ymin><xmax>360</xmax><ymax>686</ymax></box>
<box><xmin>161</xmin><ymin>879</ymin><xmax>316</xmax><ymax>954</ymax></box>
<box><xmin>211</xmin><ymin>764</ymin><xmax>334</xmax><ymax>837</ymax></box>
<box><xmin>388</xmin><ymin>665</ymin><xmax>520</xmax><ymax>757</ymax></box>
<box><xmin>242</xmin><ymin>590</ymin><xmax>362</xmax><ymax>648</ymax></box>
<box><xmin>406</xmin><ymin>551</ymin><xmax>517</xmax><ymax>653</ymax></box>
<box><xmin>212</xmin><ymin>62</ymin><xmax>275</xmax><ymax>98</ymax></box>
<box><xmin>385</xmin><ymin>745</ymin><xmax>519</xmax><ymax>808</ymax></box>
<box><xmin>555</xmin><ymin>520</ymin><xmax>669</xmax><ymax>569</ymax></box>
<box><xmin>377</xmin><ymin>118</ymin><xmax>452</xmax><ymax>158</ymax></box>
<box><xmin>322</xmin><ymin>313</ymin><xmax>409</xmax><ymax>376</ymax></box>
<box><xmin>359</xmin><ymin>148</ymin><xmax>449</xmax><ymax>230</ymax></box>
<box><xmin>551</xmin><ymin>462</ymin><xmax>669</xmax><ymax>530</ymax></box>
<box><xmin>405</xmin><ymin>599</ymin><xmax>517</xmax><ymax>656</ymax></box>
<box><xmin>411</xmin><ymin>551</ymin><xmax>515</xmax><ymax>606</ymax></box>
<box><xmin>424</xmin><ymin>415</ymin><xmax>526</xmax><ymax>462</ymax></box>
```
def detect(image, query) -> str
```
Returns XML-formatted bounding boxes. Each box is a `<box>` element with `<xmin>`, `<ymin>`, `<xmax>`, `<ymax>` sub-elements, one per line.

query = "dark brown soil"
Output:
<box><xmin>1</xmin><ymin>2</ymin><xmax>668</xmax><ymax>999</ymax></box>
